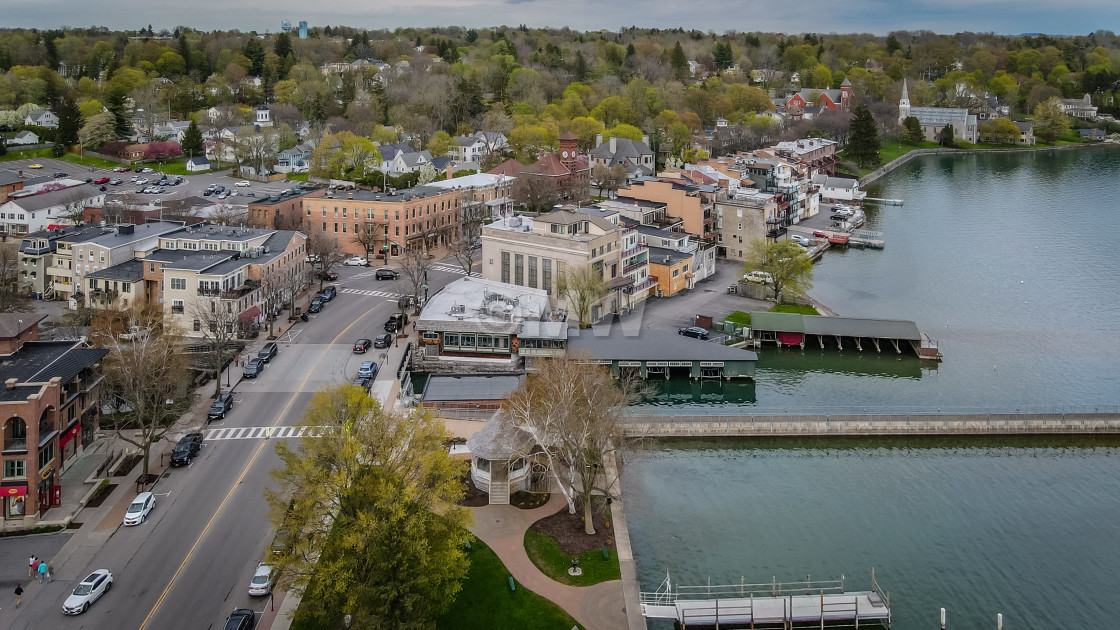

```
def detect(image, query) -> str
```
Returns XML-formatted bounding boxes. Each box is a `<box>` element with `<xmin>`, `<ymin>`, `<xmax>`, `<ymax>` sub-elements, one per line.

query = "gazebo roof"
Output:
<box><xmin>466</xmin><ymin>415</ymin><xmax>535</xmax><ymax>460</ymax></box>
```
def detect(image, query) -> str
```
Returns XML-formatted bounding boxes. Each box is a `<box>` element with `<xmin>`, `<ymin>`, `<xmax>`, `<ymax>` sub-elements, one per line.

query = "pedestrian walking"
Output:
<box><xmin>47</xmin><ymin>559</ymin><xmax>54</xmax><ymax>582</ymax></box>
<box><xmin>14</xmin><ymin>583</ymin><xmax>22</xmax><ymax>608</ymax></box>
<box><xmin>37</xmin><ymin>560</ymin><xmax>47</xmax><ymax>583</ymax></box>
<box><xmin>28</xmin><ymin>555</ymin><xmax>36</xmax><ymax>578</ymax></box>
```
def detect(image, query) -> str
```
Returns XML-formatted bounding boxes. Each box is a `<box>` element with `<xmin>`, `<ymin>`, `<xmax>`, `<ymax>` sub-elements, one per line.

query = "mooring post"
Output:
<box><xmin>820</xmin><ymin>589</ymin><xmax>825</xmax><ymax>630</ymax></box>
<box><xmin>772</xmin><ymin>576</ymin><xmax>777</xmax><ymax>597</ymax></box>
<box><xmin>997</xmin><ymin>613</ymin><xmax>1003</xmax><ymax>630</ymax></box>
<box><xmin>941</xmin><ymin>607</ymin><xmax>946</xmax><ymax>629</ymax></box>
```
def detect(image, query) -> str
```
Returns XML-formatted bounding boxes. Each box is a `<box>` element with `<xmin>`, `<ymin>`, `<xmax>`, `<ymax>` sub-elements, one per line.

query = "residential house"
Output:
<box><xmin>452</xmin><ymin>131</ymin><xmax>509</xmax><ymax>164</ymax></box>
<box><xmin>414</xmin><ymin>277</ymin><xmax>568</xmax><ymax>373</ymax></box>
<box><xmin>86</xmin><ymin>259</ymin><xmax>146</xmax><ymax>310</ymax></box>
<box><xmin>615</xmin><ymin>177</ymin><xmax>718</xmax><ymax>244</ymax></box>
<box><xmin>898</xmin><ymin>79</ymin><xmax>979</xmax><ymax>144</ymax></box>
<box><xmin>0</xmin><ymin>170</ymin><xmax>28</xmax><ymax>205</ymax></box>
<box><xmin>0</xmin><ymin>183</ymin><xmax>106</xmax><ymax>237</ymax></box>
<box><xmin>275</xmin><ymin>143</ymin><xmax>315</xmax><ymax>174</ymax></box>
<box><xmin>385</xmin><ymin>148</ymin><xmax>435</xmax><ymax>176</ymax></box>
<box><xmin>647</xmin><ymin>247</ymin><xmax>693</xmax><ymax>297</ymax></box>
<box><xmin>769</xmin><ymin>138</ymin><xmax>839</xmax><ymax>177</ymax></box>
<box><xmin>153</xmin><ymin>121</ymin><xmax>192</xmax><ymax>143</ymax></box>
<box><xmin>16</xmin><ymin>224</ymin><xmax>108</xmax><ymax>299</ymax></box>
<box><xmin>481</xmin><ymin>207</ymin><xmax>652</xmax><ymax>322</ymax></box>
<box><xmin>784</xmin><ymin>79</ymin><xmax>852</xmax><ymax>111</ymax></box>
<box><xmin>489</xmin><ymin>133</ymin><xmax>591</xmax><ymax>206</ymax></box>
<box><xmin>1013</xmin><ymin>121</ymin><xmax>1036</xmax><ymax>146</ymax></box>
<box><xmin>812</xmin><ymin>175</ymin><xmax>866</xmax><ymax>202</ymax></box>
<box><xmin>1060</xmin><ymin>94</ymin><xmax>1098</xmax><ymax>119</ymax></box>
<box><xmin>620</xmin><ymin>216</ymin><xmax>716</xmax><ymax>286</ymax></box>
<box><xmin>714</xmin><ymin>189</ymin><xmax>776</xmax><ymax>261</ymax></box>
<box><xmin>1</xmin><ymin>315</ymin><xmax>107</xmax><ymax>526</ymax></box>
<box><xmin>23</xmin><ymin>109</ymin><xmax>58</xmax><ymax>129</ymax></box>
<box><xmin>1079</xmin><ymin>128</ymin><xmax>1106</xmax><ymax>141</ymax></box>
<box><xmin>589</xmin><ymin>135</ymin><xmax>655</xmax><ymax>182</ymax></box>
<box><xmin>301</xmin><ymin>185</ymin><xmax>462</xmax><ymax>258</ymax></box>
<box><xmin>6</xmin><ymin>131</ymin><xmax>39</xmax><ymax>146</ymax></box>
<box><xmin>733</xmin><ymin>151</ymin><xmax>820</xmax><ymax>224</ymax></box>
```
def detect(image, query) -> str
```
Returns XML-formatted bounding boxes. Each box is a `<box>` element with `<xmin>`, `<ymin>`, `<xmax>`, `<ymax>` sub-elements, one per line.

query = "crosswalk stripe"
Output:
<box><xmin>203</xmin><ymin>426</ymin><xmax>332</xmax><ymax>440</ymax></box>
<box><xmin>340</xmin><ymin>288</ymin><xmax>398</xmax><ymax>298</ymax></box>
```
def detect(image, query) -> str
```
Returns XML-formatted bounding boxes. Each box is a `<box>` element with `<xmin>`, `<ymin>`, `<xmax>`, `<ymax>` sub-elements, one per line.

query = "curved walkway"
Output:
<box><xmin>469</xmin><ymin>494</ymin><xmax>627</xmax><ymax>630</ymax></box>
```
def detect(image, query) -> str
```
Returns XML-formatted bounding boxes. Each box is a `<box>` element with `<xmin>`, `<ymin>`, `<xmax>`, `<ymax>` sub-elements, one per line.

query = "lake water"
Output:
<box><xmin>623</xmin><ymin>148</ymin><xmax>1120</xmax><ymax>629</ymax></box>
<box><xmin>641</xmin><ymin>146</ymin><xmax>1120</xmax><ymax>412</ymax></box>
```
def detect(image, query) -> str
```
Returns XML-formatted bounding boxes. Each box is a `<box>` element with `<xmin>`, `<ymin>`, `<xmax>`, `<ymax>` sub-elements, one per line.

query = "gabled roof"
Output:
<box><xmin>187</xmin><ymin>156</ymin><xmax>210</xmax><ymax>165</ymax></box>
<box><xmin>590</xmin><ymin>137</ymin><xmax>653</xmax><ymax>160</ymax></box>
<box><xmin>0</xmin><ymin>313</ymin><xmax>47</xmax><ymax>338</ymax></box>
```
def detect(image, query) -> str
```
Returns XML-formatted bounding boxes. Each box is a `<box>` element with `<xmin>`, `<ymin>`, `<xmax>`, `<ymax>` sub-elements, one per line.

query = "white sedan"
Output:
<box><xmin>344</xmin><ymin>256</ymin><xmax>369</xmax><ymax>266</ymax></box>
<box><xmin>62</xmin><ymin>569</ymin><xmax>113</xmax><ymax>615</ymax></box>
<box><xmin>235</xmin><ymin>180</ymin><xmax>251</xmax><ymax>187</ymax></box>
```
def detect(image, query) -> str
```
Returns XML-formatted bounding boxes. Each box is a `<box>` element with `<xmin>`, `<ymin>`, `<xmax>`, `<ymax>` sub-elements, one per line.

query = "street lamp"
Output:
<box><xmin>421</xmin><ymin>283</ymin><xmax>429</xmax><ymax>305</ymax></box>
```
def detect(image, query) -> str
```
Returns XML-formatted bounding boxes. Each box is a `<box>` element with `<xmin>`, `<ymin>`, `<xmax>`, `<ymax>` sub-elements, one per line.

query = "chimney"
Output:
<box><xmin>609</xmin><ymin>137</ymin><xmax>617</xmax><ymax>153</ymax></box>
<box><xmin>446</xmin><ymin>163</ymin><xmax>454</xmax><ymax>180</ymax></box>
<box><xmin>5</xmin><ymin>378</ymin><xmax>16</xmax><ymax>390</ymax></box>
<box><xmin>347</xmin><ymin>192</ymin><xmax>353</xmax><ymax>199</ymax></box>
<box><xmin>595</xmin><ymin>133</ymin><xmax>603</xmax><ymax>148</ymax></box>
<box><xmin>642</xmin><ymin>134</ymin><xmax>649</xmax><ymax>146</ymax></box>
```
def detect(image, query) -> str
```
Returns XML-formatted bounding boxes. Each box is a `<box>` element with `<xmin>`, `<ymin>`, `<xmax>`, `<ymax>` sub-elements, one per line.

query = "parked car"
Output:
<box><xmin>790</xmin><ymin>235</ymin><xmax>810</xmax><ymax>247</ymax></box>
<box><xmin>744</xmin><ymin>271</ymin><xmax>773</xmax><ymax>284</ymax></box>
<box><xmin>141</xmin><ymin>167</ymin><xmax>154</xmax><ymax>173</ymax></box>
<box><xmin>384</xmin><ymin>313</ymin><xmax>407</xmax><ymax>332</ymax></box>
<box><xmin>27</xmin><ymin>163</ymin><xmax>43</xmax><ymax>169</ymax></box>
<box><xmin>93</xmin><ymin>177</ymin><xmax>110</xmax><ymax>184</ymax></box>
<box><xmin>318</xmin><ymin>270</ymin><xmax>339</xmax><ymax>281</ymax></box>
<box><xmin>243</xmin><ymin>358</ymin><xmax>265</xmax><ymax>378</ymax></box>
<box><xmin>319</xmin><ymin>286</ymin><xmax>337</xmax><ymax>301</ymax></box>
<box><xmin>357</xmin><ymin>361</ymin><xmax>378</xmax><ymax>379</ymax></box>
<box><xmin>813</xmin><ymin>230</ymin><xmax>828</xmax><ymax>238</ymax></box>
<box><xmin>374</xmin><ymin>268</ymin><xmax>399</xmax><ymax>280</ymax></box>
<box><xmin>307</xmin><ymin>297</ymin><xmax>323</xmax><ymax>313</ymax></box>
<box><xmin>351</xmin><ymin>375</ymin><xmax>372</xmax><ymax>391</ymax></box>
<box><xmin>203</xmin><ymin>189</ymin><xmax>213</xmax><ymax>196</ymax></box>
<box><xmin>373</xmin><ymin>333</ymin><xmax>392</xmax><ymax>349</ymax></box>
<box><xmin>169</xmin><ymin>432</ymin><xmax>203</xmax><ymax>466</ymax></box>
<box><xmin>217</xmin><ymin>193</ymin><xmax>228</xmax><ymax>200</ymax></box>
<box><xmin>344</xmin><ymin>256</ymin><xmax>368</xmax><ymax>266</ymax></box>
<box><xmin>53</xmin><ymin>172</ymin><xmax>68</xmax><ymax>178</ymax></box>
<box><xmin>114</xmin><ymin>166</ymin><xmax>131</xmax><ymax>172</ymax></box>
<box><xmin>109</xmin><ymin>178</ymin><xmax>122</xmax><ymax>185</ymax></box>
<box><xmin>248</xmin><ymin>563</ymin><xmax>274</xmax><ymax>597</ymax></box>
<box><xmin>222</xmin><ymin>608</ymin><xmax>256</xmax><ymax>630</ymax></box>
<box><xmin>353</xmin><ymin>338</ymin><xmax>372</xmax><ymax>353</ymax></box>
<box><xmin>123</xmin><ymin>491</ymin><xmax>155</xmax><ymax>525</ymax></box>
<box><xmin>208</xmin><ymin>392</ymin><xmax>234</xmax><ymax>421</ymax></box>
<box><xmin>136</xmin><ymin>177</ymin><xmax>148</xmax><ymax>185</ymax></box>
<box><xmin>236</xmin><ymin>180</ymin><xmax>251</xmax><ymax>187</ymax></box>
<box><xmin>257</xmin><ymin>342</ymin><xmax>278</xmax><ymax>362</ymax></box>
<box><xmin>678</xmin><ymin>326</ymin><xmax>711</xmax><ymax>340</ymax></box>
<box><xmin>62</xmin><ymin>569</ymin><xmax>113</xmax><ymax>615</ymax></box>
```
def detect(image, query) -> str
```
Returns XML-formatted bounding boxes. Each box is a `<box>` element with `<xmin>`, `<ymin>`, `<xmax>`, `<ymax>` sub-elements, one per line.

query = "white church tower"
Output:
<box><xmin>898</xmin><ymin>78</ymin><xmax>911</xmax><ymax>124</ymax></box>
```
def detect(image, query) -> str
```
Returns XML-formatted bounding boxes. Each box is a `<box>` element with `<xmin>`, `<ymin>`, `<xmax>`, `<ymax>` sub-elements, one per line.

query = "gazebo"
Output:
<box><xmin>465</xmin><ymin>417</ymin><xmax>549</xmax><ymax>505</ymax></box>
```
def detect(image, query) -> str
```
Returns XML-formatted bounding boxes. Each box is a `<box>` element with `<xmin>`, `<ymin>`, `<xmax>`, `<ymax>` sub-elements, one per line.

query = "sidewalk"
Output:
<box><xmin>468</xmin><ymin>495</ymin><xmax>627</xmax><ymax>630</ymax></box>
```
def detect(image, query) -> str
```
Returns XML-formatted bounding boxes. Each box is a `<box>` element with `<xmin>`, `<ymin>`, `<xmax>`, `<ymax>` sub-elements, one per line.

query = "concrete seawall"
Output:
<box><xmin>621</xmin><ymin>412</ymin><xmax>1120</xmax><ymax>437</ymax></box>
<box><xmin>859</xmin><ymin>143</ymin><xmax>1109</xmax><ymax>187</ymax></box>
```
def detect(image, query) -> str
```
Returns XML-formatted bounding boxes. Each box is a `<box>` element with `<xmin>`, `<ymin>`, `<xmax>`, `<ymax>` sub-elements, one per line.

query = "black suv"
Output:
<box><xmin>373</xmin><ymin>333</ymin><xmax>392</xmax><ymax>348</ymax></box>
<box><xmin>243</xmin><ymin>358</ymin><xmax>265</xmax><ymax>378</ymax></box>
<box><xmin>320</xmin><ymin>286</ymin><xmax>337</xmax><ymax>301</ymax></box>
<box><xmin>384</xmin><ymin>313</ymin><xmax>408</xmax><ymax>333</ymax></box>
<box><xmin>257</xmin><ymin>342</ymin><xmax>278</xmax><ymax>363</ymax></box>
<box><xmin>207</xmin><ymin>392</ymin><xmax>234</xmax><ymax>421</ymax></box>
<box><xmin>307</xmin><ymin>297</ymin><xmax>323</xmax><ymax>313</ymax></box>
<box><xmin>375</xmin><ymin>268</ymin><xmax>399</xmax><ymax>280</ymax></box>
<box><xmin>169</xmin><ymin>432</ymin><xmax>204</xmax><ymax>466</ymax></box>
<box><xmin>223</xmin><ymin>608</ymin><xmax>256</xmax><ymax>630</ymax></box>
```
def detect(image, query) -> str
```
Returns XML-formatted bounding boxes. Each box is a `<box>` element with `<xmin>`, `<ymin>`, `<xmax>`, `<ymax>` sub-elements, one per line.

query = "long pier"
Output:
<box><xmin>620</xmin><ymin>412</ymin><xmax>1120</xmax><ymax>437</ymax></box>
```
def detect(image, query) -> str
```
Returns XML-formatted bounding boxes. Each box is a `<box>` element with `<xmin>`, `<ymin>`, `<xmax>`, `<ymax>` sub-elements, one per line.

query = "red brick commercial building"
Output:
<box><xmin>1</xmin><ymin>315</ymin><xmax>106</xmax><ymax>527</ymax></box>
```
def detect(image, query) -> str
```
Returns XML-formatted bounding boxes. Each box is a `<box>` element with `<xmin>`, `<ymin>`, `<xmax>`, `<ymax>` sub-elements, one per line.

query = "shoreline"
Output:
<box><xmin>859</xmin><ymin>141</ymin><xmax>1116</xmax><ymax>187</ymax></box>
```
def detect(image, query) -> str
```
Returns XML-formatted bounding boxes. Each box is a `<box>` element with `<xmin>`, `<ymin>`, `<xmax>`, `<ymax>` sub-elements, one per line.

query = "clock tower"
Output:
<box><xmin>558</xmin><ymin>131</ymin><xmax>579</xmax><ymax>169</ymax></box>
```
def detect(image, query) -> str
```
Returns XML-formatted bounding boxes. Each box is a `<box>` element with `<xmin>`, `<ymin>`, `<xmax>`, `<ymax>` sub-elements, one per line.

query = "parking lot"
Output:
<box><xmin>0</xmin><ymin>156</ymin><xmax>303</xmax><ymax>205</ymax></box>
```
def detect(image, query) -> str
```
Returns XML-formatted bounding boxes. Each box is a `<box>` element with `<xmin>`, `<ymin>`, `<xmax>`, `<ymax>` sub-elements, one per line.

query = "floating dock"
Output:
<box><xmin>641</xmin><ymin>571</ymin><xmax>891</xmax><ymax>629</ymax></box>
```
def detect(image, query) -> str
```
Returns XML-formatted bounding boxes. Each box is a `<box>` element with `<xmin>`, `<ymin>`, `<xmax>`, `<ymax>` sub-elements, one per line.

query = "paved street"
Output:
<box><xmin>0</xmin><ymin>258</ymin><xmax>470</xmax><ymax>628</ymax></box>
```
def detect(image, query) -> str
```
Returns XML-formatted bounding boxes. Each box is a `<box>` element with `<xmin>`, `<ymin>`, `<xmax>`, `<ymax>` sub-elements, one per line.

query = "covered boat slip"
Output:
<box><xmin>749</xmin><ymin>311</ymin><xmax>930</xmax><ymax>357</ymax></box>
<box><xmin>566</xmin><ymin>328</ymin><xmax>757</xmax><ymax>380</ymax></box>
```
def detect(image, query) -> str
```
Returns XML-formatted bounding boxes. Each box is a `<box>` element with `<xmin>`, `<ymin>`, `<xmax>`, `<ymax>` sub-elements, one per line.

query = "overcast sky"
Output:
<box><xmin>3</xmin><ymin>0</ymin><xmax>1117</xmax><ymax>36</ymax></box>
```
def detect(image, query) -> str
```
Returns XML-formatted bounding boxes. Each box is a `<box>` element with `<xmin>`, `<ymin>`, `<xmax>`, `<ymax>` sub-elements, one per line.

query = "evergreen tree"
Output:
<box><xmin>177</xmin><ymin>33</ymin><xmax>191</xmax><ymax>69</ymax></box>
<box><xmin>670</xmin><ymin>41</ymin><xmax>690</xmax><ymax>81</ymax></box>
<box><xmin>939</xmin><ymin>124</ymin><xmax>957</xmax><ymax>147</ymax></box>
<box><xmin>846</xmin><ymin>105</ymin><xmax>881</xmax><ymax>168</ymax></box>
<box><xmin>106</xmin><ymin>90</ymin><xmax>131</xmax><ymax>139</ymax></box>
<box><xmin>902</xmin><ymin>116</ymin><xmax>924</xmax><ymax>143</ymax></box>
<box><xmin>181</xmin><ymin>119</ymin><xmax>204</xmax><ymax>158</ymax></box>
<box><xmin>274</xmin><ymin>32</ymin><xmax>293</xmax><ymax>59</ymax></box>
<box><xmin>43</xmin><ymin>31</ymin><xmax>60</xmax><ymax>72</ymax></box>
<box><xmin>573</xmin><ymin>51</ymin><xmax>588</xmax><ymax>82</ymax></box>
<box><xmin>243</xmin><ymin>38</ymin><xmax>266</xmax><ymax>77</ymax></box>
<box><xmin>55</xmin><ymin>95</ymin><xmax>83</xmax><ymax>148</ymax></box>
<box><xmin>714</xmin><ymin>42</ymin><xmax>733</xmax><ymax>72</ymax></box>
<box><xmin>885</xmin><ymin>34</ymin><xmax>902</xmax><ymax>56</ymax></box>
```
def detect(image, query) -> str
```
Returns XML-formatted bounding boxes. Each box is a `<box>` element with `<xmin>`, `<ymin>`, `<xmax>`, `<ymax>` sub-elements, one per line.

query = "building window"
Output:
<box><xmin>528</xmin><ymin>256</ymin><xmax>538</xmax><ymax>289</ymax></box>
<box><xmin>444</xmin><ymin>333</ymin><xmax>459</xmax><ymax>347</ymax></box>
<box><xmin>501</xmin><ymin>251</ymin><xmax>510</xmax><ymax>284</ymax></box>
<box><xmin>542</xmin><ymin>259</ymin><xmax>552</xmax><ymax>295</ymax></box>
<box><xmin>672</xmin><ymin>269</ymin><xmax>680</xmax><ymax>278</ymax></box>
<box><xmin>421</xmin><ymin>331</ymin><xmax>439</xmax><ymax>341</ymax></box>
<box><xmin>193</xmin><ymin>319</ymin><xmax>201</xmax><ymax>331</ymax></box>
<box><xmin>514</xmin><ymin>254</ymin><xmax>524</xmax><ymax>285</ymax></box>
<box><xmin>4</xmin><ymin>460</ymin><xmax>25</xmax><ymax>479</ymax></box>
<box><xmin>38</xmin><ymin>442</ymin><xmax>55</xmax><ymax>471</ymax></box>
<box><xmin>170</xmin><ymin>278</ymin><xmax>186</xmax><ymax>291</ymax></box>
<box><xmin>171</xmin><ymin>299</ymin><xmax>184</xmax><ymax>314</ymax></box>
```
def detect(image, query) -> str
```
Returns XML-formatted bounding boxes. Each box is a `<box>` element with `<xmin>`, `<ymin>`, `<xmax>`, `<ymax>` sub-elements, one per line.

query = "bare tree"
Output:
<box><xmin>190</xmin><ymin>296</ymin><xmax>243</xmax><ymax>397</ymax></box>
<box><xmin>501</xmin><ymin>353</ymin><xmax>647</xmax><ymax>535</ymax></box>
<box><xmin>283</xmin><ymin>262</ymin><xmax>310</xmax><ymax>320</ymax></box>
<box><xmin>95</xmin><ymin>304</ymin><xmax>188</xmax><ymax>484</ymax></box>
<box><xmin>206</xmin><ymin>202</ymin><xmax>248</xmax><ymax>226</ymax></box>
<box><xmin>131</xmin><ymin>81</ymin><xmax>163</xmax><ymax>141</ymax></box>
<box><xmin>305</xmin><ymin>231</ymin><xmax>348</xmax><ymax>291</ymax></box>
<box><xmin>449</xmin><ymin>188</ymin><xmax>484</xmax><ymax>275</ymax></box>
<box><xmin>557</xmin><ymin>264</ymin><xmax>606</xmax><ymax>329</ymax></box>
<box><xmin>397</xmin><ymin>247</ymin><xmax>434</xmax><ymax>315</ymax></box>
<box><xmin>54</xmin><ymin>188</ymin><xmax>95</xmax><ymax>225</ymax></box>
<box><xmin>513</xmin><ymin>169</ymin><xmax>555</xmax><ymax>213</ymax></box>
<box><xmin>353</xmin><ymin>221</ymin><xmax>384</xmax><ymax>264</ymax></box>
<box><xmin>0</xmin><ymin>242</ymin><xmax>31</xmax><ymax>312</ymax></box>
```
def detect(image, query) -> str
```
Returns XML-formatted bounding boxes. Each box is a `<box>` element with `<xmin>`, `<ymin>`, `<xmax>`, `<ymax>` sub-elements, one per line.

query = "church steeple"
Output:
<box><xmin>898</xmin><ymin>78</ymin><xmax>911</xmax><ymax>124</ymax></box>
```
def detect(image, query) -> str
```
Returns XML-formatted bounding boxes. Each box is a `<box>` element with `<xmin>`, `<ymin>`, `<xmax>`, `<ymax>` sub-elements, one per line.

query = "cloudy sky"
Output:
<box><xmin>2</xmin><ymin>0</ymin><xmax>1117</xmax><ymax>36</ymax></box>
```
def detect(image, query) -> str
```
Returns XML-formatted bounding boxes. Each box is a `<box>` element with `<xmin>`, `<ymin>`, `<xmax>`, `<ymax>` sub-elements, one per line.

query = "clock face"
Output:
<box><xmin>562</xmin><ymin>151</ymin><xmax>569</xmax><ymax>158</ymax></box>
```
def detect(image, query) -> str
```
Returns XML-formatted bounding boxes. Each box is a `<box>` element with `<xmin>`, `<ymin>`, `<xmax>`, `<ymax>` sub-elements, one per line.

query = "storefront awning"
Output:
<box><xmin>2</xmin><ymin>484</ymin><xmax>28</xmax><ymax>497</ymax></box>
<box><xmin>239</xmin><ymin>305</ymin><xmax>261</xmax><ymax>323</ymax></box>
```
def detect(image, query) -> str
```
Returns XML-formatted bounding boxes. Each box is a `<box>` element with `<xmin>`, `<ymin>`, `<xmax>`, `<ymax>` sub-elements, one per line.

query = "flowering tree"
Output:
<box><xmin>144</xmin><ymin>141</ymin><xmax>182</xmax><ymax>160</ymax></box>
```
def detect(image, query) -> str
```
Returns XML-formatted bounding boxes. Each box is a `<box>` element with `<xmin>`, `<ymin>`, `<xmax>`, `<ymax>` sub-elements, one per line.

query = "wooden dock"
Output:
<box><xmin>863</xmin><ymin>197</ymin><xmax>904</xmax><ymax>205</ymax></box>
<box><xmin>641</xmin><ymin>572</ymin><xmax>891</xmax><ymax>629</ymax></box>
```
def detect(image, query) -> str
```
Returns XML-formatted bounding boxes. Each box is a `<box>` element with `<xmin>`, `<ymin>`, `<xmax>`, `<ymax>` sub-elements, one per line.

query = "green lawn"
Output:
<box><xmin>724</xmin><ymin>310</ymin><xmax>752</xmax><ymax>327</ymax></box>
<box><xmin>523</xmin><ymin>530</ymin><xmax>621</xmax><ymax>587</ymax></box>
<box><xmin>437</xmin><ymin>539</ymin><xmax>583</xmax><ymax>630</ymax></box>
<box><xmin>769</xmin><ymin>303</ymin><xmax>820</xmax><ymax>315</ymax></box>
<box><xmin>0</xmin><ymin>147</ymin><xmax>52</xmax><ymax>162</ymax></box>
<box><xmin>286</xmin><ymin>172</ymin><xmax>309</xmax><ymax>181</ymax></box>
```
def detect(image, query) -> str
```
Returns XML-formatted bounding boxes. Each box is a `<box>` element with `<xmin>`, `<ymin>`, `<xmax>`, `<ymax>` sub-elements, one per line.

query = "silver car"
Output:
<box><xmin>62</xmin><ymin>569</ymin><xmax>113</xmax><ymax>614</ymax></box>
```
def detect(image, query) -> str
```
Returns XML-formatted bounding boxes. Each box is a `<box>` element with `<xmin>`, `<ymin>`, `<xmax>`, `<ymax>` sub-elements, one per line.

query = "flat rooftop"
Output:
<box><xmin>422</xmin><ymin>374</ymin><xmax>525</xmax><ymax>402</ymax></box>
<box><xmin>567</xmin><ymin>328</ymin><xmax>757</xmax><ymax>363</ymax></box>
<box><xmin>417</xmin><ymin>277</ymin><xmax>563</xmax><ymax>334</ymax></box>
<box><xmin>750</xmin><ymin>312</ymin><xmax>922</xmax><ymax>340</ymax></box>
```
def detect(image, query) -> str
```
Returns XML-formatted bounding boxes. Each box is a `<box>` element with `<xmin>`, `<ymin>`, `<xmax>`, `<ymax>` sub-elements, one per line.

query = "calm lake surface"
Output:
<box><xmin>623</xmin><ymin>148</ymin><xmax>1120</xmax><ymax>629</ymax></box>
<box><xmin>641</xmin><ymin>145</ymin><xmax>1120</xmax><ymax>412</ymax></box>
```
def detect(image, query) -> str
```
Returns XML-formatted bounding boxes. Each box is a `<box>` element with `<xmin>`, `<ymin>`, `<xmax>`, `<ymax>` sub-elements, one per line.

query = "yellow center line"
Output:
<box><xmin>138</xmin><ymin>303</ymin><xmax>385</xmax><ymax>630</ymax></box>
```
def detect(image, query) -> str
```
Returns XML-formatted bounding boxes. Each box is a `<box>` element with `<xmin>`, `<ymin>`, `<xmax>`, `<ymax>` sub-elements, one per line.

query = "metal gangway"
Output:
<box><xmin>640</xmin><ymin>569</ymin><xmax>891</xmax><ymax>629</ymax></box>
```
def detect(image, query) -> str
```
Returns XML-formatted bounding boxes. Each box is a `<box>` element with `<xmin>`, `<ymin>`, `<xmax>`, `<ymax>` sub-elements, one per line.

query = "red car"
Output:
<box><xmin>93</xmin><ymin>177</ymin><xmax>110</xmax><ymax>184</ymax></box>
<box><xmin>114</xmin><ymin>166</ymin><xmax>131</xmax><ymax>172</ymax></box>
<box><xmin>813</xmin><ymin>231</ymin><xmax>827</xmax><ymax>238</ymax></box>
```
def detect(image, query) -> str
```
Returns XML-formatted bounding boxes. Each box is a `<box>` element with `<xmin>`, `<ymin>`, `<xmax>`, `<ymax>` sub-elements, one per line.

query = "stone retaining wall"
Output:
<box><xmin>859</xmin><ymin>143</ymin><xmax>1100</xmax><ymax>187</ymax></box>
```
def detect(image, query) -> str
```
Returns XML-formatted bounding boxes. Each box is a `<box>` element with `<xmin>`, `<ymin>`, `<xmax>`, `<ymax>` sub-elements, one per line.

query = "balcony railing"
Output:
<box><xmin>197</xmin><ymin>287</ymin><xmax>222</xmax><ymax>297</ymax></box>
<box><xmin>171</xmin><ymin>305</ymin><xmax>184</xmax><ymax>314</ymax></box>
<box><xmin>621</xmin><ymin>243</ymin><xmax>648</xmax><ymax>258</ymax></box>
<box><xmin>625</xmin><ymin>277</ymin><xmax>659</xmax><ymax>294</ymax></box>
<box><xmin>623</xmin><ymin>260</ymin><xmax>647</xmax><ymax>275</ymax></box>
